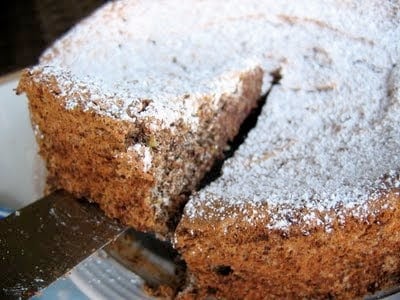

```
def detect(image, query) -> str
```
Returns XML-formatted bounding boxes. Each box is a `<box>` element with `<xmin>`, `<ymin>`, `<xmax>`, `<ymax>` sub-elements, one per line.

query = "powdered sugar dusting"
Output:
<box><xmin>32</xmin><ymin>0</ymin><xmax>281</xmax><ymax>129</ymax></box>
<box><xmin>183</xmin><ymin>0</ymin><xmax>400</xmax><ymax>233</ymax></box>
<box><xmin>129</xmin><ymin>144</ymin><xmax>152</xmax><ymax>173</ymax></box>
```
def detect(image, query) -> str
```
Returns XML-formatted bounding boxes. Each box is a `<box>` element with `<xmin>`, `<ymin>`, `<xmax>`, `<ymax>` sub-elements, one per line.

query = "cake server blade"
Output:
<box><xmin>0</xmin><ymin>190</ymin><xmax>127</xmax><ymax>299</ymax></box>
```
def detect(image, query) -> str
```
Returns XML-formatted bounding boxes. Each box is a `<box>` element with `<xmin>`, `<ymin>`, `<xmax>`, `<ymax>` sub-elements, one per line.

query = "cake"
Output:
<box><xmin>174</xmin><ymin>0</ymin><xmax>400</xmax><ymax>299</ymax></box>
<box><xmin>16</xmin><ymin>0</ymin><xmax>265</xmax><ymax>236</ymax></box>
<box><xmin>16</xmin><ymin>0</ymin><xmax>400</xmax><ymax>298</ymax></box>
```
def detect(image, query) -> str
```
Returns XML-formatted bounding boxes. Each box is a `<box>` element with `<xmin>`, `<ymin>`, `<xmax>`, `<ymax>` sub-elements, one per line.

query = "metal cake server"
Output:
<box><xmin>0</xmin><ymin>190</ymin><xmax>127</xmax><ymax>299</ymax></box>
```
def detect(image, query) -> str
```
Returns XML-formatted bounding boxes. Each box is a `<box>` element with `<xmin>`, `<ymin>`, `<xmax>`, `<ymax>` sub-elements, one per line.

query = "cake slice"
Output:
<box><xmin>175</xmin><ymin>1</ymin><xmax>400</xmax><ymax>298</ymax></box>
<box><xmin>16</xmin><ymin>0</ymin><xmax>269</xmax><ymax>235</ymax></box>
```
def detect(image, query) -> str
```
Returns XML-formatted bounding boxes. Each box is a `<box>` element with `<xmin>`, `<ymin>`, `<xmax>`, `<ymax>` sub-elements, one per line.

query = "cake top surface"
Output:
<box><xmin>31</xmin><ymin>0</ymin><xmax>279</xmax><ymax>128</ymax></box>
<box><xmin>182</xmin><ymin>0</ymin><xmax>400</xmax><ymax>232</ymax></box>
<box><xmin>33</xmin><ymin>0</ymin><xmax>399</xmax><ymax>129</ymax></box>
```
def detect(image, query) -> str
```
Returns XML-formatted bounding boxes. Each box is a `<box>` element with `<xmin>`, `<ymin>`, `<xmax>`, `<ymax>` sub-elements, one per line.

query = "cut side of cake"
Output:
<box><xmin>175</xmin><ymin>0</ymin><xmax>400</xmax><ymax>298</ymax></box>
<box><xmin>16</xmin><ymin>0</ymin><xmax>271</xmax><ymax>236</ymax></box>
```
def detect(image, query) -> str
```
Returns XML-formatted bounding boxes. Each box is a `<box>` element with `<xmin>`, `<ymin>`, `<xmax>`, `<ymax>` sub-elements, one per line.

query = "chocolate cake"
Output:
<box><xmin>16</xmin><ymin>0</ymin><xmax>400</xmax><ymax>298</ymax></box>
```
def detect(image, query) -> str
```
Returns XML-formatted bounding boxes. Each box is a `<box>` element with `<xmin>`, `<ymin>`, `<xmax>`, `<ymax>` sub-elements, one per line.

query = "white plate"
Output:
<box><xmin>0</xmin><ymin>73</ymin><xmax>45</xmax><ymax>210</ymax></box>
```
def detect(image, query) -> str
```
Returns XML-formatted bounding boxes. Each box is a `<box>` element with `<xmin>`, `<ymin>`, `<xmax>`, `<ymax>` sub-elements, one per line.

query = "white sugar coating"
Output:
<box><xmin>38</xmin><ymin>0</ymin><xmax>400</xmax><ymax>129</ymax></box>
<box><xmin>183</xmin><ymin>0</ymin><xmax>400</xmax><ymax>232</ymax></box>
<box><xmin>129</xmin><ymin>144</ymin><xmax>152</xmax><ymax>173</ymax></box>
<box><xmin>32</xmin><ymin>0</ymin><xmax>283</xmax><ymax>129</ymax></box>
<box><xmin>32</xmin><ymin>0</ymin><xmax>399</xmax><ymax>128</ymax></box>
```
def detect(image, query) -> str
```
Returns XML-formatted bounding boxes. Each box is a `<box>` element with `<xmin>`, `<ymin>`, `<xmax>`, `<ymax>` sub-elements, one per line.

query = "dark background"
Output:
<box><xmin>0</xmin><ymin>1</ymin><xmax>107</xmax><ymax>75</ymax></box>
